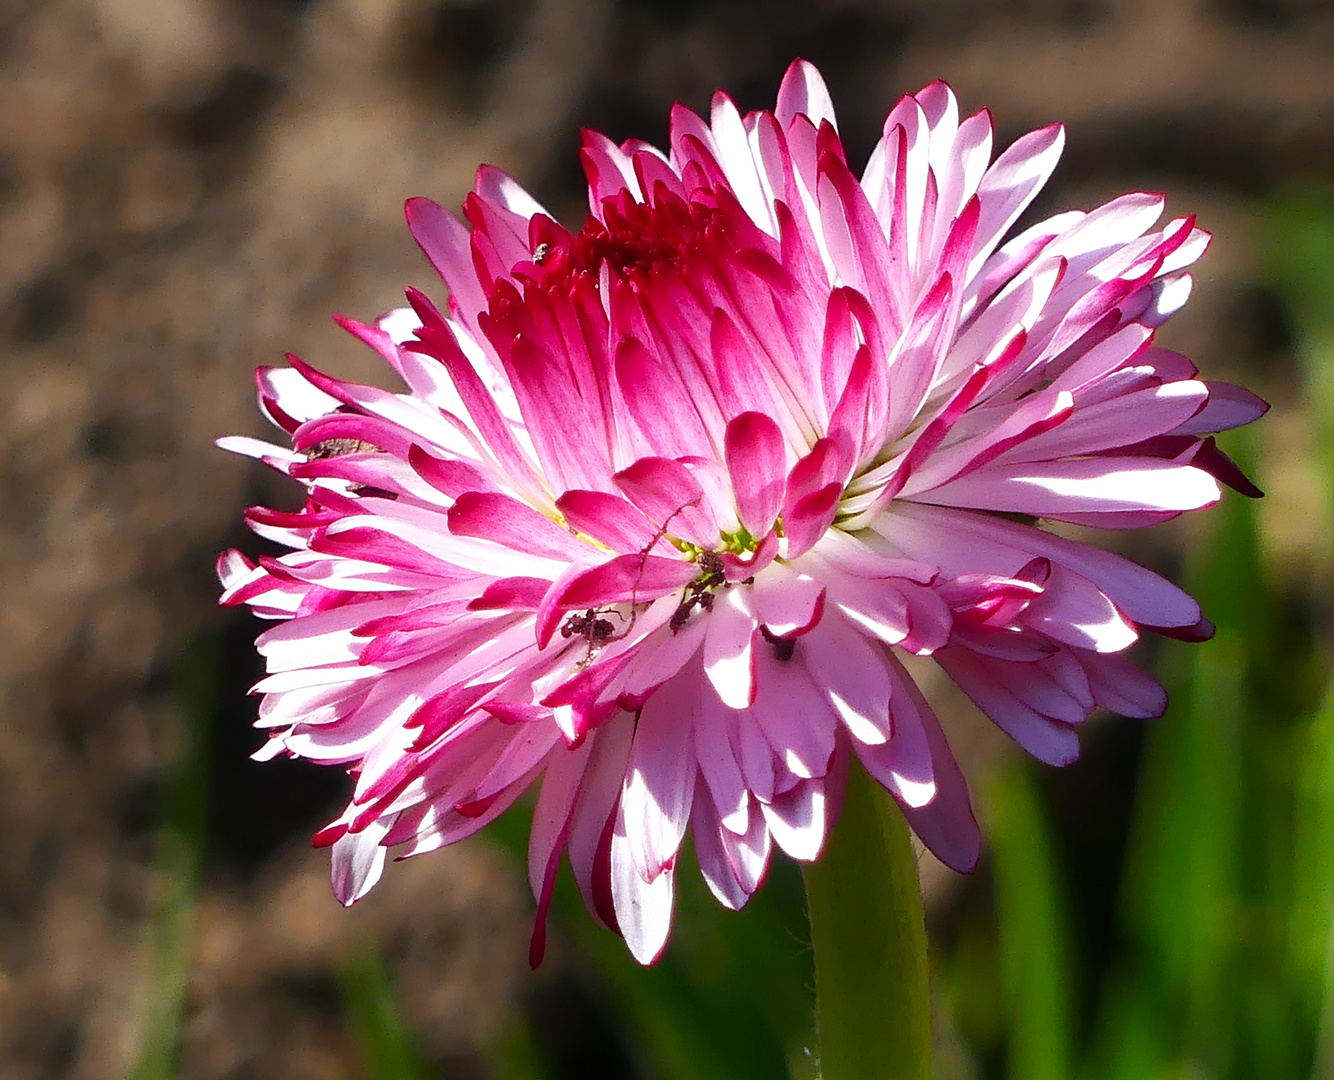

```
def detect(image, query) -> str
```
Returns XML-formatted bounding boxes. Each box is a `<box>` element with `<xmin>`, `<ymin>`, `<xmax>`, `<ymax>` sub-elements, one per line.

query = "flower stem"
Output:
<box><xmin>803</xmin><ymin>761</ymin><xmax>931</xmax><ymax>1080</ymax></box>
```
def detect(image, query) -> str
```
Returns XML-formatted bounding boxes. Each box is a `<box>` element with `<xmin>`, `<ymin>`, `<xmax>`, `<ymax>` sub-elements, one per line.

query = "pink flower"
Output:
<box><xmin>219</xmin><ymin>61</ymin><xmax>1266</xmax><ymax>964</ymax></box>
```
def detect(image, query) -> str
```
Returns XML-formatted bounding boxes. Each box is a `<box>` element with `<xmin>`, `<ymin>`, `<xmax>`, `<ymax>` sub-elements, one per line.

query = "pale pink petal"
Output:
<box><xmin>799</xmin><ymin>615</ymin><xmax>893</xmax><ymax>745</ymax></box>
<box><xmin>623</xmin><ymin>671</ymin><xmax>697</xmax><ymax>881</ymax></box>
<box><xmin>916</xmin><ymin>458</ymin><xmax>1221</xmax><ymax>519</ymax></box>
<box><xmin>776</xmin><ymin>59</ymin><xmax>837</xmax><ymax>132</ymax></box>
<box><xmin>610</xmin><ymin>807</ymin><xmax>676</xmax><ymax>964</ymax></box>
<box><xmin>331</xmin><ymin>814</ymin><xmax>394</xmax><ymax>905</ymax></box>
<box><xmin>692</xmin><ymin>790</ymin><xmax>752</xmax><ymax>910</ymax></box>
<box><xmin>703</xmin><ymin>586</ymin><xmax>758</xmax><ymax>709</ymax></box>
<box><xmin>760</xmin><ymin>779</ymin><xmax>826</xmax><ymax>860</ymax></box>
<box><xmin>752</xmin><ymin>563</ymin><xmax>826</xmax><ymax>638</ymax></box>
<box><xmin>885</xmin><ymin>671</ymin><xmax>980</xmax><ymax>872</ymax></box>
<box><xmin>694</xmin><ymin>688</ymin><xmax>751</xmax><ymax>832</ymax></box>
<box><xmin>749</xmin><ymin>646</ymin><xmax>837</xmax><ymax>779</ymax></box>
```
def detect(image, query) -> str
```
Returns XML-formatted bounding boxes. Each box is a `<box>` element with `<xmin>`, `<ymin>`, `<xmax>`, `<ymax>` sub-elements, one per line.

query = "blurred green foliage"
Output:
<box><xmin>484</xmin><ymin>804</ymin><xmax>816</xmax><ymax>1080</ymax></box>
<box><xmin>135</xmin><ymin>194</ymin><xmax>1334</xmax><ymax>1079</ymax></box>
<box><xmin>338</xmin><ymin>946</ymin><xmax>435</xmax><ymax>1080</ymax></box>
<box><xmin>129</xmin><ymin>634</ymin><xmax>217</xmax><ymax>1080</ymax></box>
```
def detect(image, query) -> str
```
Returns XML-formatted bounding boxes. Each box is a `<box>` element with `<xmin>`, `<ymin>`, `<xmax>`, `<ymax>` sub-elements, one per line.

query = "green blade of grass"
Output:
<box><xmin>988</xmin><ymin>763</ymin><xmax>1074</xmax><ymax>1080</ymax></box>
<box><xmin>338</xmin><ymin>945</ymin><xmax>433</xmax><ymax>1080</ymax></box>
<box><xmin>1301</xmin><ymin>687</ymin><xmax>1334</xmax><ymax>1077</ymax></box>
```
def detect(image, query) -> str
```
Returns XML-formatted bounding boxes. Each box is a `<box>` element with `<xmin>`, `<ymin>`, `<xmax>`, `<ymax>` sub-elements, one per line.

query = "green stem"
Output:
<box><xmin>803</xmin><ymin>761</ymin><xmax>932</xmax><ymax>1080</ymax></box>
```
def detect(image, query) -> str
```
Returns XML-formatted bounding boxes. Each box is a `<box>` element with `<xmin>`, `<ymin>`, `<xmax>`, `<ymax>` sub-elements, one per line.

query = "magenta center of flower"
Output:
<box><xmin>532</xmin><ymin>191</ymin><xmax>721</xmax><ymax>286</ymax></box>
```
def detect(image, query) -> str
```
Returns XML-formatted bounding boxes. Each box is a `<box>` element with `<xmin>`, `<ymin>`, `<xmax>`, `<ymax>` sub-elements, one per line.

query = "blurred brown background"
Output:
<box><xmin>1</xmin><ymin>0</ymin><xmax>1332</xmax><ymax>1077</ymax></box>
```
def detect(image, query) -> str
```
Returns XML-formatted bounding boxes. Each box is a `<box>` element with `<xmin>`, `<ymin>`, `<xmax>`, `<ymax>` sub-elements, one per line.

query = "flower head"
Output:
<box><xmin>219</xmin><ymin>61</ymin><xmax>1266</xmax><ymax>964</ymax></box>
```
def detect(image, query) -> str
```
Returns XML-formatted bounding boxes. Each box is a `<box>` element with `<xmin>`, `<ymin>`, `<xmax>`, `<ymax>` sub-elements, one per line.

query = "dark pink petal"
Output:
<box><xmin>505</xmin><ymin>333</ymin><xmax>615</xmax><ymax>493</ymax></box>
<box><xmin>543</xmin><ymin>659</ymin><xmax>634</xmax><ymax>747</ymax></box>
<box><xmin>217</xmin><ymin>548</ymin><xmax>256</xmax><ymax>589</ymax></box>
<box><xmin>310</xmin><ymin>527</ymin><xmax>460</xmax><ymax>580</ymax></box>
<box><xmin>620</xmin><ymin>618</ymin><xmax>709</xmax><ymax>707</ymax></box>
<box><xmin>580</xmin><ymin>130</ymin><xmax>639</xmax><ymax>208</ymax></box>
<box><xmin>463</xmin><ymin>190</ymin><xmax>530</xmax><ymax>274</ymax></box>
<box><xmin>734</xmin><ymin>707</ymin><xmax>776</xmax><ymax>802</ymax></box>
<box><xmin>783</xmin><ymin>482</ymin><xmax>841</xmax><ymax>559</ymax></box>
<box><xmin>468</xmin><ymin>577</ymin><xmax>551</xmax><ymax>611</ymax></box>
<box><xmin>784</xmin><ymin>435</ymin><xmax>854</xmax><ymax>511</ymax></box>
<box><xmin>820</xmin><ymin>288</ymin><xmax>860</xmax><ymax>421</ymax></box>
<box><xmin>404</xmin><ymin>680</ymin><xmax>504</xmax><ymax>741</ymax></box>
<box><xmin>483</xmin><ymin>702</ymin><xmax>547</xmax><ymax>725</ymax></box>
<box><xmin>1025</xmin><ymin>566</ymin><xmax>1137</xmax><ymax>653</ymax></box>
<box><xmin>884</xmin><ymin>271</ymin><xmax>957</xmax><ymax>440</ymax></box>
<box><xmin>448</xmin><ymin>491</ymin><xmax>593</xmax><ymax>561</ymax></box>
<box><xmin>937</xmin><ymin>647</ymin><xmax>1082</xmax><ymax>766</ymax></box>
<box><xmin>694</xmin><ymin>692</ymin><xmax>750</xmax><ymax>832</ymax></box>
<box><xmin>999</xmin><ymin>382</ymin><xmax>1207</xmax><ymax>465</ymax></box>
<box><xmin>888</xmin><ymin>501</ymin><xmax>1203</xmax><ymax>629</ymax></box>
<box><xmin>709</xmin><ymin>92</ymin><xmax>770</xmax><ymax>223</ymax></box>
<box><xmin>558</xmin><ymin>489</ymin><xmax>662</xmax><ymax>553</ymax></box>
<box><xmin>719</xmin><ymin>799</ymin><xmax>772</xmax><ymax>894</ymax></box>
<box><xmin>724</xmin><ymin>412</ymin><xmax>788</xmax><ymax>537</ymax></box>
<box><xmin>408</xmin><ymin>445</ymin><xmax>496</xmax><ymax>499</ymax></box>
<box><xmin>827</xmin><ymin>579</ymin><xmax>912</xmax><ymax>648</ymax></box>
<box><xmin>900</xmin><ymin>387</ymin><xmax>1075</xmax><ymax>494</ymax></box>
<box><xmin>710</xmin><ymin>310</ymin><xmax>781</xmax><ymax>424</ymax></box>
<box><xmin>614</xmin><ymin>337</ymin><xmax>712</xmax><ymax>461</ymax></box>
<box><xmin>634</xmin><ymin>148</ymin><xmax>686</xmax><ymax>203</ymax></box>
<box><xmin>290</xmin><ymin>411</ymin><xmax>412</xmax><ymax>459</ymax></box>
<box><xmin>817</xmin><ymin>149</ymin><xmax>901</xmax><ymax>332</ymax></box>
<box><xmin>972</xmin><ymin>122</ymin><xmax>1066</xmax><ymax>271</ymax></box>
<box><xmin>1186</xmin><ymin>437</ymin><xmax>1264</xmax><ymax>499</ymax></box>
<box><xmin>614</xmin><ymin>457</ymin><xmax>720</xmax><ymax>549</ymax></box>
<box><xmin>255</xmin><ymin>365</ymin><xmax>338</xmax><ymax>428</ymax></box>
<box><xmin>408</xmin><ymin>325</ymin><xmax>543</xmax><ymax>494</ymax></box>
<box><xmin>721</xmin><ymin>531</ymin><xmax>780</xmax><ymax>582</ymax></box>
<box><xmin>840</xmin><ymin>663</ymin><xmax>936</xmax><ymax>808</ymax></box>
<box><xmin>535</xmin><ymin>562</ymin><xmax>598</xmax><ymax>650</ymax></box>
<box><xmin>565</xmin><ymin>722</ymin><xmax>634</xmax><ymax>928</ymax></box>
<box><xmin>826</xmin><ymin>345</ymin><xmax>874</xmax><ymax>465</ymax></box>
<box><xmin>336</xmin><ymin>314</ymin><xmax>456</xmax><ymax>412</ymax></box>
<box><xmin>474</xmin><ymin>724</ymin><xmax>565</xmax><ymax>802</ymax></box>
<box><xmin>554</xmin><ymin>554</ymin><xmax>699</xmax><ymax>610</ymax></box>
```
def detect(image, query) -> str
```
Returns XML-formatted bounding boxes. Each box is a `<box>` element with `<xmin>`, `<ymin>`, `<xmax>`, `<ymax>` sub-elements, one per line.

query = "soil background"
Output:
<box><xmin>1</xmin><ymin>0</ymin><xmax>1331</xmax><ymax>1077</ymax></box>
